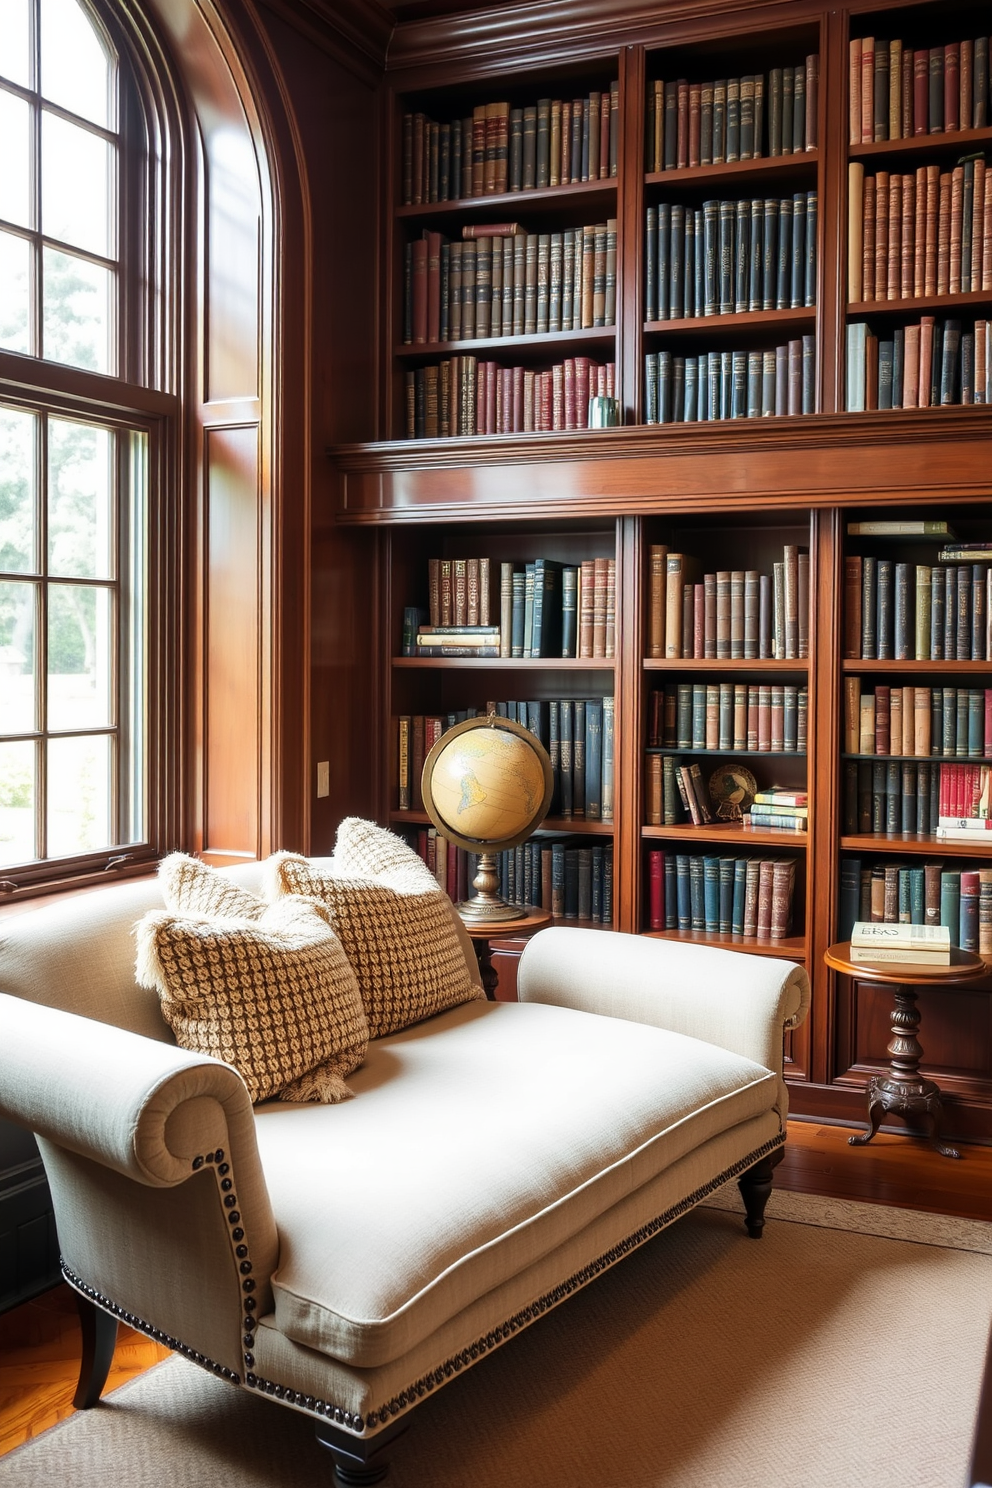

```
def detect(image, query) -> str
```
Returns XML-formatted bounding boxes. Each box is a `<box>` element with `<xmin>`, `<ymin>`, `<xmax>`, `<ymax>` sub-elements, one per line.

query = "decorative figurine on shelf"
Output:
<box><xmin>708</xmin><ymin>763</ymin><xmax>758</xmax><ymax>821</ymax></box>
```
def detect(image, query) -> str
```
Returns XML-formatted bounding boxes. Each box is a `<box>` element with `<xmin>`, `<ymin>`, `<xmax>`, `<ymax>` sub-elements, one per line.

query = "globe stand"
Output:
<box><xmin>457</xmin><ymin>851</ymin><xmax>527</xmax><ymax>923</ymax></box>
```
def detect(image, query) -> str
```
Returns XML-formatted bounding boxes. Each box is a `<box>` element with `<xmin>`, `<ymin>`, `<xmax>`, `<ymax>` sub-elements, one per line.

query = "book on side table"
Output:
<box><xmin>849</xmin><ymin>921</ymin><xmax>952</xmax><ymax>965</ymax></box>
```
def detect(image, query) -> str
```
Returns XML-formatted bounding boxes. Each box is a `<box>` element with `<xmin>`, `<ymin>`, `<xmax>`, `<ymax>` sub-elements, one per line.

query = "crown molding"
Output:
<box><xmin>258</xmin><ymin>0</ymin><xmax>394</xmax><ymax>76</ymax></box>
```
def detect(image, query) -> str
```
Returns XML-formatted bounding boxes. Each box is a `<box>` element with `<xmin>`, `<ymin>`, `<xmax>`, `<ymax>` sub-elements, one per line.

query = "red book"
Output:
<box><xmin>913</xmin><ymin>50</ymin><xmax>929</xmax><ymax>135</ymax></box>
<box><xmin>849</xmin><ymin>38</ymin><xmax>862</xmax><ymax>145</ymax></box>
<box><xmin>902</xmin><ymin>323</ymin><xmax>920</xmax><ymax>407</ymax></box>
<box><xmin>648</xmin><ymin>850</ymin><xmax>664</xmax><ymax>930</ymax></box>
<box><xmin>693</xmin><ymin>582</ymin><xmax>705</xmax><ymax>656</ymax></box>
<box><xmin>861</xmin><ymin>37</ymin><xmax>875</xmax><ymax>144</ymax></box>
<box><xmin>411</xmin><ymin>237</ymin><xmax>428</xmax><ymax>343</ymax></box>
<box><xmin>512</xmin><ymin>364</ymin><xmax>524</xmax><ymax>431</ymax></box>
<box><xmin>574</xmin><ymin>355</ymin><xmax>591</xmax><ymax>427</ymax></box>
<box><xmin>539</xmin><ymin>370</ymin><xmax>552</xmax><ymax>430</ymax></box>
<box><xmin>944</xmin><ymin>42</ymin><xmax>960</xmax><ymax>131</ymax></box>
<box><xmin>918</xmin><ymin>316</ymin><xmax>935</xmax><ymax>407</ymax></box>
<box><xmin>485</xmin><ymin>359</ymin><xmax>497</xmax><ymax>433</ymax></box>
<box><xmin>552</xmin><ymin>361</ymin><xmax>565</xmax><ymax>430</ymax></box>
<box><xmin>985</xmin><ymin>689</ymin><xmax>992</xmax><ymax>754</ymax></box>
<box><xmin>563</xmin><ymin>357</ymin><xmax>577</xmax><ymax>429</ymax></box>
<box><xmin>875</xmin><ymin>684</ymin><xmax>891</xmax><ymax>754</ymax></box>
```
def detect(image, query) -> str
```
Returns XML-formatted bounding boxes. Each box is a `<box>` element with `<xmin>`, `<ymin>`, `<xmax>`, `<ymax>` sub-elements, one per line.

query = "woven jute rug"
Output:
<box><xmin>2</xmin><ymin>1191</ymin><xmax>990</xmax><ymax>1488</ymax></box>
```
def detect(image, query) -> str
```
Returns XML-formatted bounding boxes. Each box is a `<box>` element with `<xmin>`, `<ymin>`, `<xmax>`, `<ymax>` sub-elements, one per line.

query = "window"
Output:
<box><xmin>0</xmin><ymin>0</ymin><xmax>175</xmax><ymax>890</ymax></box>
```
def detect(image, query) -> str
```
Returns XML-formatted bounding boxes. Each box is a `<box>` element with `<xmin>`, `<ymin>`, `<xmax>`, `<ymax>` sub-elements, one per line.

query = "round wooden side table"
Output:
<box><xmin>464</xmin><ymin>908</ymin><xmax>553</xmax><ymax>1000</ymax></box>
<box><xmin>823</xmin><ymin>941</ymin><xmax>988</xmax><ymax>1160</ymax></box>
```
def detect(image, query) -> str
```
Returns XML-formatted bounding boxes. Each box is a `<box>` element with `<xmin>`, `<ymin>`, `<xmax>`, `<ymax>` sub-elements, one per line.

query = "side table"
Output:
<box><xmin>823</xmin><ymin>941</ymin><xmax>988</xmax><ymax>1160</ymax></box>
<box><xmin>464</xmin><ymin>908</ymin><xmax>553</xmax><ymax>1000</ymax></box>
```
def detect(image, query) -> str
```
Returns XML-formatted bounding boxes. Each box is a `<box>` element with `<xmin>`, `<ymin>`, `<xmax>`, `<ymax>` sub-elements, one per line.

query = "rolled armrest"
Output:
<box><xmin>0</xmin><ymin>992</ymin><xmax>259</xmax><ymax>1187</ymax></box>
<box><xmin>516</xmin><ymin>928</ymin><xmax>809</xmax><ymax>1077</ymax></box>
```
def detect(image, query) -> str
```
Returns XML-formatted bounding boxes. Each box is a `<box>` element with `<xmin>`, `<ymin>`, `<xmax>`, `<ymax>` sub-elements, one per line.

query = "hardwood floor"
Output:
<box><xmin>1</xmin><ymin>1119</ymin><xmax>990</xmax><ymax>1459</ymax></box>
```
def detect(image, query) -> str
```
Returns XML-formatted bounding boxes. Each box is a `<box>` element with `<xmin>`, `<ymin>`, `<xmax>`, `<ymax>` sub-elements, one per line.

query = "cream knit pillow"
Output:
<box><xmin>135</xmin><ymin>896</ymin><xmax>369</xmax><ymax>1104</ymax></box>
<box><xmin>157</xmin><ymin>851</ymin><xmax>266</xmax><ymax>921</ymax></box>
<box><xmin>267</xmin><ymin>823</ymin><xmax>484</xmax><ymax>1039</ymax></box>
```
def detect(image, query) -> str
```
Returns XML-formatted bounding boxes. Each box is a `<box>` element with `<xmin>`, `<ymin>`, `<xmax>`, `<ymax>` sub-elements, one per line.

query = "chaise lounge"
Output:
<box><xmin>0</xmin><ymin>825</ymin><xmax>809</xmax><ymax>1484</ymax></box>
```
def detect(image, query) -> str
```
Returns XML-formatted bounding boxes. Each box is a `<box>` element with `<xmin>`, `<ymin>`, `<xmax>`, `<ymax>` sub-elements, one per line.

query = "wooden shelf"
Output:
<box><xmin>842</xmin><ymin>752</ymin><xmax>991</xmax><ymax>763</ymax></box>
<box><xmin>841</xmin><ymin>832</ymin><xmax>992</xmax><ymax>857</ymax></box>
<box><xmin>848</xmin><ymin>290</ymin><xmax>992</xmax><ymax>319</ymax></box>
<box><xmin>642</xmin><ymin>823</ymin><xmax>807</xmax><ymax>847</ymax></box>
<box><xmin>645</xmin><ymin>308</ymin><xmax>815</xmax><ymax>339</ymax></box>
<box><xmin>841</xmin><ymin>658</ymin><xmax>992</xmax><ymax>673</ymax></box>
<box><xmin>646</xmin><ymin>746</ymin><xmax>807</xmax><ymax>758</ymax></box>
<box><xmin>395</xmin><ymin>325</ymin><xmax>618</xmax><ymax>359</ymax></box>
<box><xmin>644</xmin><ymin>657</ymin><xmax>808</xmax><ymax>670</ymax></box>
<box><xmin>642</xmin><ymin>927</ymin><xmax>807</xmax><ymax>960</ymax></box>
<box><xmin>848</xmin><ymin>125</ymin><xmax>992</xmax><ymax>164</ymax></box>
<box><xmin>645</xmin><ymin>150</ymin><xmax>818</xmax><ymax>189</ymax></box>
<box><xmin>396</xmin><ymin>178</ymin><xmax>618</xmax><ymax>221</ymax></box>
<box><xmin>393</xmin><ymin>655</ymin><xmax>615</xmax><ymax>669</ymax></box>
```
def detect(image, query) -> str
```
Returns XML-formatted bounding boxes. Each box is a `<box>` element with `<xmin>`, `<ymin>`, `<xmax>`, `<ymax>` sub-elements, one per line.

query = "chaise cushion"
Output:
<box><xmin>267</xmin><ymin>822</ymin><xmax>483</xmax><ymax>1038</ymax></box>
<box><xmin>253</xmin><ymin>997</ymin><xmax>780</xmax><ymax>1368</ymax></box>
<box><xmin>134</xmin><ymin>897</ymin><xmax>369</xmax><ymax>1104</ymax></box>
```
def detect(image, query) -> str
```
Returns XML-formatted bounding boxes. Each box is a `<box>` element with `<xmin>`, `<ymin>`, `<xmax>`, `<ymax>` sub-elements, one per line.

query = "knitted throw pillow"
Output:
<box><xmin>134</xmin><ymin>896</ymin><xmax>369</xmax><ymax>1104</ymax></box>
<box><xmin>158</xmin><ymin>851</ymin><xmax>266</xmax><ymax>921</ymax></box>
<box><xmin>267</xmin><ymin>824</ymin><xmax>484</xmax><ymax>1039</ymax></box>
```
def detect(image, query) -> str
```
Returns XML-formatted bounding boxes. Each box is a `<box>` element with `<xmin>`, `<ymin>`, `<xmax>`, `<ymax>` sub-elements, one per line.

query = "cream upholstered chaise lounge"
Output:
<box><xmin>0</xmin><ymin>840</ymin><xmax>809</xmax><ymax>1486</ymax></box>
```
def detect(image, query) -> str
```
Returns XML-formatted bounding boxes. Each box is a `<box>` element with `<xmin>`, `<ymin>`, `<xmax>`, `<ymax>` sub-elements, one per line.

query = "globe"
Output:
<box><xmin>422</xmin><ymin>715</ymin><xmax>553</xmax><ymax>922</ymax></box>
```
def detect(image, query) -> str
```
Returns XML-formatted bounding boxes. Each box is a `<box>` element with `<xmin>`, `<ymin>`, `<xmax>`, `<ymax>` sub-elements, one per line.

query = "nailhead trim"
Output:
<box><xmin>67</xmin><ymin>1131</ymin><xmax>784</xmax><ymax>1440</ymax></box>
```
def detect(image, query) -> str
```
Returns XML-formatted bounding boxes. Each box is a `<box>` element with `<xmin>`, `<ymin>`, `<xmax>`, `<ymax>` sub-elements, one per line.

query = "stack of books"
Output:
<box><xmin>745</xmin><ymin>789</ymin><xmax>808</xmax><ymax>831</ymax></box>
<box><xmin>849</xmin><ymin>919</ymin><xmax>951</xmax><ymax>964</ymax></box>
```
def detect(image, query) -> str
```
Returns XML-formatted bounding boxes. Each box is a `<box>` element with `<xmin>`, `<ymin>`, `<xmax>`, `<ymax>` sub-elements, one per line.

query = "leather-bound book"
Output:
<box><xmin>923</xmin><ymin>164</ymin><xmax>939</xmax><ymax>295</ymax></box>
<box><xmin>411</xmin><ymin>236</ymin><xmax>428</xmax><ymax>343</ymax></box>
<box><xmin>944</xmin><ymin>43</ymin><xmax>960</xmax><ymax>131</ymax></box>
<box><xmin>861</xmin><ymin>38</ymin><xmax>875</xmax><ymax>143</ymax></box>
<box><xmin>739</xmin><ymin>74</ymin><xmax>754</xmax><ymax>158</ymax></box>
<box><xmin>960</xmin><ymin>40</ymin><xmax>974</xmax><ymax>131</ymax></box>
<box><xmin>770</xmin><ymin>66</ymin><xmax>784</xmax><ymax>154</ymax></box>
<box><xmin>677</xmin><ymin>79</ymin><xmax>690</xmax><ymax>169</ymax></box>
<box><xmin>781</xmin><ymin>65</ymin><xmax>794</xmax><ymax>152</ymax></box>
<box><xmin>726</xmin><ymin>76</ymin><xmax>740</xmax><ymax>162</ymax></box>
<box><xmin>949</xmin><ymin>166</ymin><xmax>964</xmax><ymax>294</ymax></box>
<box><xmin>902</xmin><ymin>46</ymin><xmax>913</xmax><ymax>136</ymax></box>
<box><xmin>848</xmin><ymin>162</ymin><xmax>864</xmax><ymax>302</ymax></box>
<box><xmin>600</xmin><ymin>89</ymin><xmax>611</xmax><ymax>179</ymax></box>
<box><xmin>886</xmin><ymin>174</ymin><xmax>901</xmax><ymax>299</ymax></box>
<box><xmin>688</xmin><ymin>81</ymin><xmax>702</xmax><ymax>166</ymax></box>
<box><xmin>754</xmin><ymin>73</ymin><xmax>765</xmax><ymax>157</ymax></box>
<box><xmin>862</xmin><ymin>174</ymin><xmax>876</xmax><ymax>301</ymax></box>
<box><xmin>874</xmin><ymin>171</ymin><xmax>889</xmax><ymax>304</ymax></box>
<box><xmin>700</xmin><ymin>79</ymin><xmax>714</xmax><ymax>165</ymax></box>
<box><xmin>901</xmin><ymin>172</ymin><xmax>915</xmax><ymax>297</ymax></box>
<box><xmin>805</xmin><ymin>54</ymin><xmax>818</xmax><ymax>148</ymax></box>
<box><xmin>936</xmin><ymin>171</ymin><xmax>952</xmax><ymax>295</ymax></box>
<box><xmin>873</xmin><ymin>42</ymin><xmax>889</xmax><ymax>141</ymax></box>
<box><xmin>849</xmin><ymin>40</ymin><xmax>861</xmax><ymax>145</ymax></box>
<box><xmin>962</xmin><ymin>159</ymin><xmax>974</xmax><ymax>292</ymax></box>
<box><xmin>928</xmin><ymin>47</ymin><xmax>944</xmax><ymax>134</ymax></box>
<box><xmin>888</xmin><ymin>40</ymin><xmax>902</xmax><ymax>139</ymax></box>
<box><xmin>913</xmin><ymin>50</ymin><xmax>929</xmax><ymax>134</ymax></box>
<box><xmin>976</xmin><ymin>37</ymin><xmax>989</xmax><ymax>128</ymax></box>
<box><xmin>918</xmin><ymin>314</ymin><xmax>935</xmax><ymax>407</ymax></box>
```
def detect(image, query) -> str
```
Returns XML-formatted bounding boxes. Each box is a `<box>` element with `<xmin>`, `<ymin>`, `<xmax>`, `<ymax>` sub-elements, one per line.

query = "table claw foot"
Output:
<box><xmin>848</xmin><ymin>1096</ymin><xmax>884</xmax><ymax>1147</ymax></box>
<box><xmin>919</xmin><ymin>1109</ymin><xmax>961</xmax><ymax>1160</ymax></box>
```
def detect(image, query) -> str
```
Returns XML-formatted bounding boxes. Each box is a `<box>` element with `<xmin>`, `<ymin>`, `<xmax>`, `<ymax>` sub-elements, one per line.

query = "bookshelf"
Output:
<box><xmin>330</xmin><ymin>0</ymin><xmax>992</xmax><ymax>1141</ymax></box>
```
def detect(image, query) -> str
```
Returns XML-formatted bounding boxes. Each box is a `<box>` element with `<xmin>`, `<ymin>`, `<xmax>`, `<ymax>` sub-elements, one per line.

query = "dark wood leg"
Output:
<box><xmin>848</xmin><ymin>986</ymin><xmax>961</xmax><ymax>1159</ymax></box>
<box><xmin>314</xmin><ymin>1416</ymin><xmax>408</xmax><ymax>1485</ymax></box>
<box><xmin>73</xmin><ymin>1290</ymin><xmax>118</xmax><ymax>1408</ymax></box>
<box><xmin>472</xmin><ymin>938</ymin><xmax>499</xmax><ymax>1000</ymax></box>
<box><xmin>737</xmin><ymin>1151</ymin><xmax>780</xmax><ymax>1239</ymax></box>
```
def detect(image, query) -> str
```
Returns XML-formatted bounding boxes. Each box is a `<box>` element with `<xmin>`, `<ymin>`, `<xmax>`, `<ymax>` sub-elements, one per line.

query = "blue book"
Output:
<box><xmin>732</xmin><ymin>858</ymin><xmax>748</xmax><ymax>934</ymax></box>
<box><xmin>689</xmin><ymin>855</ymin><xmax>705</xmax><ymax>930</ymax></box>
<box><xmin>601</xmin><ymin>696</ymin><xmax>615</xmax><ymax>822</ymax></box>
<box><xmin>551</xmin><ymin>842</ymin><xmax>566</xmax><ymax>917</ymax></box>
<box><xmin>968</xmin><ymin>688</ymin><xmax>984</xmax><ymax>757</ymax></box>
<box><xmin>909</xmin><ymin>866</ymin><xmax>926</xmax><ymax>924</ymax></box>
<box><xmin>590</xmin><ymin>844</ymin><xmax>603</xmax><ymax>923</ymax></box>
<box><xmin>559</xmin><ymin>699</ymin><xmax>574</xmax><ymax>818</ymax></box>
<box><xmin>838</xmin><ymin>856</ymin><xmax>861</xmax><ymax>941</ymax></box>
<box><xmin>530</xmin><ymin>558</ymin><xmax>564</xmax><ymax>658</ymax></box>
<box><xmin>572</xmin><ymin>699</ymin><xmax>586</xmax><ymax>817</ymax></box>
<box><xmin>602</xmin><ymin>844</ymin><xmax>613</xmax><ymax>927</ymax></box>
<box><xmin>526</xmin><ymin>699</ymin><xmax>549</xmax><ymax>749</ymax></box>
<box><xmin>665</xmin><ymin>854</ymin><xmax>678</xmax><ymax>930</ymax></box>
<box><xmin>960</xmin><ymin>871</ymin><xmax>980</xmax><ymax>951</ymax></box>
<box><xmin>548</xmin><ymin>700</ymin><xmax>561</xmax><ymax>816</ymax></box>
<box><xmin>939</xmin><ymin>871</ymin><xmax>961</xmax><ymax>944</ymax></box>
<box><xmin>675</xmin><ymin>854</ymin><xmax>691</xmax><ymax>929</ymax></box>
<box><xmin>584</xmin><ymin>699</ymin><xmax>603</xmax><ymax>820</ymax></box>
<box><xmin>898</xmin><ymin>868</ymin><xmax>912</xmax><ymax>923</ymax></box>
<box><xmin>703</xmin><ymin>855</ymin><xmax>720</xmax><ymax>932</ymax></box>
<box><xmin>718</xmin><ymin>857</ymin><xmax>735</xmax><ymax>933</ymax></box>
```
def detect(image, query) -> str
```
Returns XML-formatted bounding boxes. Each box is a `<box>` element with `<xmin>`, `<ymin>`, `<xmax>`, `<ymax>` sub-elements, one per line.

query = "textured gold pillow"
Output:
<box><xmin>134</xmin><ymin>896</ymin><xmax>368</xmax><ymax>1104</ymax></box>
<box><xmin>158</xmin><ymin>851</ymin><xmax>266</xmax><ymax>921</ymax></box>
<box><xmin>267</xmin><ymin>823</ymin><xmax>484</xmax><ymax>1039</ymax></box>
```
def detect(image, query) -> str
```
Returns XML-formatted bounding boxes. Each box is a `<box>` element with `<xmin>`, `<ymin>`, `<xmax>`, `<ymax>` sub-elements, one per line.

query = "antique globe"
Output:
<box><xmin>422</xmin><ymin>714</ymin><xmax>554</xmax><ymax>922</ymax></box>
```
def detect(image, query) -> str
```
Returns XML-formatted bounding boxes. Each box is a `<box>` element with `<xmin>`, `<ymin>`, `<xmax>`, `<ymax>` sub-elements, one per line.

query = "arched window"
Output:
<box><xmin>0</xmin><ymin>0</ymin><xmax>179</xmax><ymax>891</ymax></box>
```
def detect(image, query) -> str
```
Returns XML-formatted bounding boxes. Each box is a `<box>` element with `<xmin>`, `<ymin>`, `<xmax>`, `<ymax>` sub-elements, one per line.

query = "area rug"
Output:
<box><xmin>2</xmin><ymin>1194</ymin><xmax>990</xmax><ymax>1488</ymax></box>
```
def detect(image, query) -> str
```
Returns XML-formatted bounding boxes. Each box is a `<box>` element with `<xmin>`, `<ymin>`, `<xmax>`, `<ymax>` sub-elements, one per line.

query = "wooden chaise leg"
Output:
<box><xmin>737</xmin><ymin>1149</ymin><xmax>784</xmax><ymax>1239</ymax></box>
<box><xmin>73</xmin><ymin>1291</ymin><xmax>119</xmax><ymax>1408</ymax></box>
<box><xmin>314</xmin><ymin>1415</ymin><xmax>409</xmax><ymax>1485</ymax></box>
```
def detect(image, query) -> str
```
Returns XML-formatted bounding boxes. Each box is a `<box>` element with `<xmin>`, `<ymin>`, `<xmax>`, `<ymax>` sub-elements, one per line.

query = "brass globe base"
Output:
<box><xmin>456</xmin><ymin>851</ymin><xmax>527</xmax><ymax>924</ymax></box>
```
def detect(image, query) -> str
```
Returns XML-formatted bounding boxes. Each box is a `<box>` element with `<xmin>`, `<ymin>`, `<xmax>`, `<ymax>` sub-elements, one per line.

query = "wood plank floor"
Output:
<box><xmin>1</xmin><ymin>1119</ymin><xmax>990</xmax><ymax>1459</ymax></box>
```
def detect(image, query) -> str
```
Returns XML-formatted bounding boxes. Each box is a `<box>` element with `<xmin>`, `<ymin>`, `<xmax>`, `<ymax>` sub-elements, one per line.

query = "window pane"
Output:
<box><xmin>42</xmin><ymin>114</ymin><xmax>114</xmax><ymax>258</ymax></box>
<box><xmin>48</xmin><ymin>418</ymin><xmax>113</xmax><ymax>578</ymax></box>
<box><xmin>0</xmin><ymin>230</ymin><xmax>31</xmax><ymax>354</ymax></box>
<box><xmin>0</xmin><ymin>580</ymin><xmax>37</xmax><ymax>733</ymax></box>
<box><xmin>0</xmin><ymin>406</ymin><xmax>38</xmax><ymax>573</ymax></box>
<box><xmin>42</xmin><ymin>247</ymin><xmax>112</xmax><ymax>373</ymax></box>
<box><xmin>47</xmin><ymin>732</ymin><xmax>111</xmax><ymax>855</ymax></box>
<box><xmin>48</xmin><ymin>583</ymin><xmax>112</xmax><ymax>729</ymax></box>
<box><xmin>0</xmin><ymin>0</ymin><xmax>32</xmax><ymax>89</ymax></box>
<box><xmin>0</xmin><ymin>90</ymin><xmax>32</xmax><ymax>229</ymax></box>
<box><xmin>40</xmin><ymin>0</ymin><xmax>113</xmax><ymax>130</ymax></box>
<box><xmin>0</xmin><ymin>739</ymin><xmax>35</xmax><ymax>866</ymax></box>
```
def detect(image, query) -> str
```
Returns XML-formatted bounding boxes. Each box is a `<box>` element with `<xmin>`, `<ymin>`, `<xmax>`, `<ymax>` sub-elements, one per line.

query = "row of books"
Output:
<box><xmin>424</xmin><ymin>556</ymin><xmax>492</xmax><ymax>630</ymax></box>
<box><xmin>848</xmin><ymin>34</ymin><xmax>990</xmax><ymax>145</ymax></box>
<box><xmin>838</xmin><ymin>856</ymin><xmax>992</xmax><ymax>954</ymax></box>
<box><xmin>499</xmin><ymin>557</ymin><xmax>615</xmax><ymax>660</ymax></box>
<box><xmin>498</xmin><ymin>837</ymin><xmax>614</xmax><ymax>923</ymax></box>
<box><xmin>648</xmin><ymin>682</ymin><xmax>809</xmax><ymax>752</ymax></box>
<box><xmin>645</xmin><ymin>337</ymin><xmax>816</xmax><ymax>424</ymax></box>
<box><xmin>647</xmin><ymin>544</ymin><xmax>809</xmax><ymax>660</ymax></box>
<box><xmin>843</xmin><ymin>553</ymin><xmax>992</xmax><ymax>661</ymax></box>
<box><xmin>395</xmin><ymin>697</ymin><xmax>615</xmax><ymax>820</ymax></box>
<box><xmin>403</xmin><ymin>357</ymin><xmax>616</xmax><ymax>438</ymax></box>
<box><xmin>848</xmin><ymin>159</ymin><xmax>990</xmax><ymax>305</ymax></box>
<box><xmin>645</xmin><ymin>194</ymin><xmax>817</xmax><ymax>322</ymax></box>
<box><xmin>843</xmin><ymin>682</ymin><xmax>992</xmax><ymax>759</ymax></box>
<box><xmin>401</xmin><ymin>89</ymin><xmax>620</xmax><ymax>206</ymax></box>
<box><xmin>644</xmin><ymin>751</ymin><xmax>806</xmax><ymax>829</ymax></box>
<box><xmin>644</xmin><ymin>60</ymin><xmax>819</xmax><ymax>172</ymax></box>
<box><xmin>646</xmin><ymin>850</ymin><xmax>798</xmax><ymax>938</ymax></box>
<box><xmin>404</xmin><ymin>221</ymin><xmax>618</xmax><ymax>346</ymax></box>
<box><xmin>842</xmin><ymin>759</ymin><xmax>991</xmax><ymax>839</ymax></box>
<box><xmin>846</xmin><ymin>316</ymin><xmax>992</xmax><ymax>411</ymax></box>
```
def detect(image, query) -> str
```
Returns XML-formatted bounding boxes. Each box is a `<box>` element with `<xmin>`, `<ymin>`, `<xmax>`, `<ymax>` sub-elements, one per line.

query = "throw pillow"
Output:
<box><xmin>135</xmin><ymin>896</ymin><xmax>369</xmax><ymax>1104</ymax></box>
<box><xmin>158</xmin><ymin>851</ymin><xmax>266</xmax><ymax>921</ymax></box>
<box><xmin>266</xmin><ymin>824</ymin><xmax>484</xmax><ymax>1039</ymax></box>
